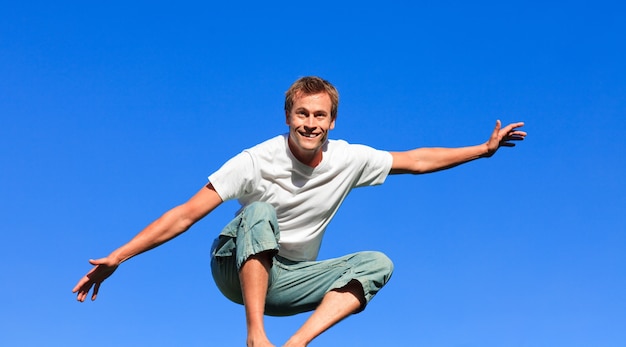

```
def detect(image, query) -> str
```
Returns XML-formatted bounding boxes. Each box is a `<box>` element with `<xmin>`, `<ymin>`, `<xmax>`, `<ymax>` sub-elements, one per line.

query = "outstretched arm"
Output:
<box><xmin>72</xmin><ymin>183</ymin><xmax>223</xmax><ymax>302</ymax></box>
<box><xmin>390</xmin><ymin>120</ymin><xmax>526</xmax><ymax>174</ymax></box>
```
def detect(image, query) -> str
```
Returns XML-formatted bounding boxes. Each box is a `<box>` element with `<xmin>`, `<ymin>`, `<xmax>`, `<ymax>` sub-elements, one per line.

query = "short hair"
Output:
<box><xmin>284</xmin><ymin>76</ymin><xmax>339</xmax><ymax>119</ymax></box>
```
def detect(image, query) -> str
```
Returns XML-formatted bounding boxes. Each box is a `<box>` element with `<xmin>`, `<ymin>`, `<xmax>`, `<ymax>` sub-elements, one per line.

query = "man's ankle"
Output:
<box><xmin>246</xmin><ymin>331</ymin><xmax>275</xmax><ymax>347</ymax></box>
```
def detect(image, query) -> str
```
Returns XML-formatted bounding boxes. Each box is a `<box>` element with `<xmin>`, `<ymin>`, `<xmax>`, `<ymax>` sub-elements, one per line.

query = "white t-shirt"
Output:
<box><xmin>208</xmin><ymin>134</ymin><xmax>393</xmax><ymax>261</ymax></box>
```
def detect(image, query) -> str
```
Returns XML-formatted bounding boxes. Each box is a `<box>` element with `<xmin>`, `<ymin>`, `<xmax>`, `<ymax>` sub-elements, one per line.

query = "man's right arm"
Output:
<box><xmin>72</xmin><ymin>183</ymin><xmax>223</xmax><ymax>302</ymax></box>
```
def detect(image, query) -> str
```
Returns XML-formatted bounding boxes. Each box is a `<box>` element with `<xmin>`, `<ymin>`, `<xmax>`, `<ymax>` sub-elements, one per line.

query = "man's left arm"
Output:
<box><xmin>390</xmin><ymin>120</ymin><xmax>526</xmax><ymax>175</ymax></box>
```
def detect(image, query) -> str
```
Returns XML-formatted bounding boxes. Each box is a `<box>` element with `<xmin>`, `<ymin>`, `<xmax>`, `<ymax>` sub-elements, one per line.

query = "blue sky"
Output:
<box><xmin>1</xmin><ymin>1</ymin><xmax>624</xmax><ymax>346</ymax></box>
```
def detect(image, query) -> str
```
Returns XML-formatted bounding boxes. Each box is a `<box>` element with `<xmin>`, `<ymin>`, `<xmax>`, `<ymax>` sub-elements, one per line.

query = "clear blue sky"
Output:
<box><xmin>1</xmin><ymin>1</ymin><xmax>624</xmax><ymax>346</ymax></box>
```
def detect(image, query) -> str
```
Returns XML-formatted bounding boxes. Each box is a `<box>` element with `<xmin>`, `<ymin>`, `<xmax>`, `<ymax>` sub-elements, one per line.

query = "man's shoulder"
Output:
<box><xmin>327</xmin><ymin>138</ymin><xmax>382</xmax><ymax>153</ymax></box>
<box><xmin>246</xmin><ymin>134</ymin><xmax>287</xmax><ymax>151</ymax></box>
<box><xmin>326</xmin><ymin>138</ymin><xmax>356</xmax><ymax>151</ymax></box>
<box><xmin>241</xmin><ymin>134</ymin><xmax>288</xmax><ymax>163</ymax></box>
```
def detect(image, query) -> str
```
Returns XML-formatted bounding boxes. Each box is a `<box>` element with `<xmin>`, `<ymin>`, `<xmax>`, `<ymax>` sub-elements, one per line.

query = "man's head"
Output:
<box><xmin>284</xmin><ymin>76</ymin><xmax>339</xmax><ymax>120</ymax></box>
<box><xmin>284</xmin><ymin>76</ymin><xmax>339</xmax><ymax>167</ymax></box>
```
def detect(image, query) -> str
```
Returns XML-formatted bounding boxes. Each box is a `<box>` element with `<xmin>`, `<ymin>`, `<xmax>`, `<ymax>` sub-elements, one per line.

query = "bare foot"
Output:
<box><xmin>282</xmin><ymin>336</ymin><xmax>306</xmax><ymax>347</ymax></box>
<box><xmin>247</xmin><ymin>335</ymin><xmax>275</xmax><ymax>347</ymax></box>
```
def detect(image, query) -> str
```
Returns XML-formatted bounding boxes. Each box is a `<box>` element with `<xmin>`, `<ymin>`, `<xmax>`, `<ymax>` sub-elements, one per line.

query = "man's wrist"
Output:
<box><xmin>108</xmin><ymin>250</ymin><xmax>127</xmax><ymax>266</ymax></box>
<box><xmin>478</xmin><ymin>142</ymin><xmax>492</xmax><ymax>158</ymax></box>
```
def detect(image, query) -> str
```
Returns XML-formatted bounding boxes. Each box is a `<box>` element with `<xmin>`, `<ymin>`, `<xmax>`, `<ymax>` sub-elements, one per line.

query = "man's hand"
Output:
<box><xmin>484</xmin><ymin>120</ymin><xmax>526</xmax><ymax>157</ymax></box>
<box><xmin>72</xmin><ymin>257</ymin><xmax>119</xmax><ymax>302</ymax></box>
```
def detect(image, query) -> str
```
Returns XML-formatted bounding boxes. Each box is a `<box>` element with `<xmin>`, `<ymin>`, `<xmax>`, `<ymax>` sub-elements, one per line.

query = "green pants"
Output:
<box><xmin>210</xmin><ymin>202</ymin><xmax>394</xmax><ymax>316</ymax></box>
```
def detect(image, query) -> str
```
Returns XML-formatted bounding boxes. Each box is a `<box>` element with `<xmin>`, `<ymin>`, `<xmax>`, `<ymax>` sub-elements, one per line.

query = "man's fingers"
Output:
<box><xmin>92</xmin><ymin>282</ymin><xmax>101</xmax><ymax>301</ymax></box>
<box><xmin>77</xmin><ymin>289</ymin><xmax>87</xmax><ymax>302</ymax></box>
<box><xmin>74</xmin><ymin>278</ymin><xmax>92</xmax><ymax>302</ymax></box>
<box><xmin>89</xmin><ymin>258</ymin><xmax>106</xmax><ymax>266</ymax></box>
<box><xmin>501</xmin><ymin>122</ymin><xmax>525</xmax><ymax>134</ymax></box>
<box><xmin>74</xmin><ymin>257</ymin><xmax>113</xmax><ymax>303</ymax></box>
<box><xmin>71</xmin><ymin>280</ymin><xmax>83</xmax><ymax>293</ymax></box>
<box><xmin>492</xmin><ymin>120</ymin><xmax>502</xmax><ymax>137</ymax></box>
<box><xmin>505</xmin><ymin>131</ymin><xmax>526</xmax><ymax>142</ymax></box>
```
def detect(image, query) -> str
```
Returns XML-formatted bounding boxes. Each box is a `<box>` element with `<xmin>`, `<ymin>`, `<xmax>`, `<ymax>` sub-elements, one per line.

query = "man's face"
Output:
<box><xmin>285</xmin><ymin>92</ymin><xmax>336</xmax><ymax>165</ymax></box>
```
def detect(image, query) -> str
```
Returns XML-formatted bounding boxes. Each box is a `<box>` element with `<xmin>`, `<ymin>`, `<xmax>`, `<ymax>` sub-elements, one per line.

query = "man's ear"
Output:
<box><xmin>329</xmin><ymin>117</ymin><xmax>336</xmax><ymax>130</ymax></box>
<box><xmin>285</xmin><ymin>110</ymin><xmax>290</xmax><ymax>125</ymax></box>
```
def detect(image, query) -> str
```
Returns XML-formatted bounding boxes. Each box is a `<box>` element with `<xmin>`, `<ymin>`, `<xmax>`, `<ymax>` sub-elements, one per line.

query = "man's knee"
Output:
<box><xmin>352</xmin><ymin>251</ymin><xmax>394</xmax><ymax>305</ymax></box>
<box><xmin>360</xmin><ymin>251</ymin><xmax>394</xmax><ymax>279</ymax></box>
<box><xmin>235</xmin><ymin>202</ymin><xmax>280</xmax><ymax>269</ymax></box>
<box><xmin>243</xmin><ymin>202</ymin><xmax>277</xmax><ymax>221</ymax></box>
<box><xmin>378</xmin><ymin>252</ymin><xmax>394</xmax><ymax>277</ymax></box>
<box><xmin>239</xmin><ymin>202</ymin><xmax>279</xmax><ymax>239</ymax></box>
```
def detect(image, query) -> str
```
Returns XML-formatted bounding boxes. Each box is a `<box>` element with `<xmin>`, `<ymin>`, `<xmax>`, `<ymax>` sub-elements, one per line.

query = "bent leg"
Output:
<box><xmin>211</xmin><ymin>202</ymin><xmax>280</xmax><ymax>347</ymax></box>
<box><xmin>265</xmin><ymin>251</ymin><xmax>394</xmax><ymax>316</ymax></box>
<box><xmin>267</xmin><ymin>251</ymin><xmax>394</xmax><ymax>346</ymax></box>
<box><xmin>283</xmin><ymin>279</ymin><xmax>364</xmax><ymax>347</ymax></box>
<box><xmin>240</xmin><ymin>252</ymin><xmax>275</xmax><ymax>347</ymax></box>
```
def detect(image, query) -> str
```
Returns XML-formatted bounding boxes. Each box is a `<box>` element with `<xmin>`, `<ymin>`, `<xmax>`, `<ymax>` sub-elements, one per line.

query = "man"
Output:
<box><xmin>73</xmin><ymin>76</ymin><xmax>526</xmax><ymax>347</ymax></box>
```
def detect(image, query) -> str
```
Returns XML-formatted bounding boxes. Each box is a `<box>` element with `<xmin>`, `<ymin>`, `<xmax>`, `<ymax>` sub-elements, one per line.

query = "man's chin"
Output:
<box><xmin>294</xmin><ymin>139</ymin><xmax>324</xmax><ymax>153</ymax></box>
<box><xmin>289</xmin><ymin>132</ymin><xmax>327</xmax><ymax>151</ymax></box>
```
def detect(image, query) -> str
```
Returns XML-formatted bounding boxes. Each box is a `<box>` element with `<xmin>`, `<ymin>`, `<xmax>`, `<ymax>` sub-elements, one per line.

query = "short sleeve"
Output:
<box><xmin>352</xmin><ymin>145</ymin><xmax>393</xmax><ymax>187</ymax></box>
<box><xmin>208</xmin><ymin>151</ymin><xmax>257</xmax><ymax>202</ymax></box>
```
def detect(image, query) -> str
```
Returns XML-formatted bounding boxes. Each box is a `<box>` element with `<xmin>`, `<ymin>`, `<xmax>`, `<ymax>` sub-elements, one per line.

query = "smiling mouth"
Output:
<box><xmin>299</xmin><ymin>131</ymin><xmax>320</xmax><ymax>138</ymax></box>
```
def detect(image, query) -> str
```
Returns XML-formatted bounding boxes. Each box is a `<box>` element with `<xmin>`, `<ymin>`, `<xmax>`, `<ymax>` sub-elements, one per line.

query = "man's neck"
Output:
<box><xmin>287</xmin><ymin>137</ymin><xmax>323</xmax><ymax>168</ymax></box>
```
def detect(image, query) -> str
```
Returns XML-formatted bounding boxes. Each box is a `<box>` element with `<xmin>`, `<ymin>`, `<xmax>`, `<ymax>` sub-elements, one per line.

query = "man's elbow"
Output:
<box><xmin>389</xmin><ymin>164</ymin><xmax>428</xmax><ymax>175</ymax></box>
<box><xmin>390</xmin><ymin>152</ymin><xmax>426</xmax><ymax>175</ymax></box>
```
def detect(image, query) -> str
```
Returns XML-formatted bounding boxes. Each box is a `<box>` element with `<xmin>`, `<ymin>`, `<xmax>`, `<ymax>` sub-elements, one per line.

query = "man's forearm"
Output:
<box><xmin>107</xmin><ymin>184</ymin><xmax>222</xmax><ymax>265</ymax></box>
<box><xmin>392</xmin><ymin>144</ymin><xmax>489</xmax><ymax>174</ymax></box>
<box><xmin>108</xmin><ymin>205</ymin><xmax>193</xmax><ymax>264</ymax></box>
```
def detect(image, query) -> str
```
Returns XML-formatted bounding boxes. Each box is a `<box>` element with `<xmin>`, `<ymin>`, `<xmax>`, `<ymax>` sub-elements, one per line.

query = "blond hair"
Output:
<box><xmin>284</xmin><ymin>76</ymin><xmax>339</xmax><ymax>119</ymax></box>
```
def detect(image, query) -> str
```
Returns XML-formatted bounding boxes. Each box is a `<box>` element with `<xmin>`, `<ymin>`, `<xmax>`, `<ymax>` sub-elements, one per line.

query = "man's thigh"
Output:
<box><xmin>264</xmin><ymin>251</ymin><xmax>393</xmax><ymax>316</ymax></box>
